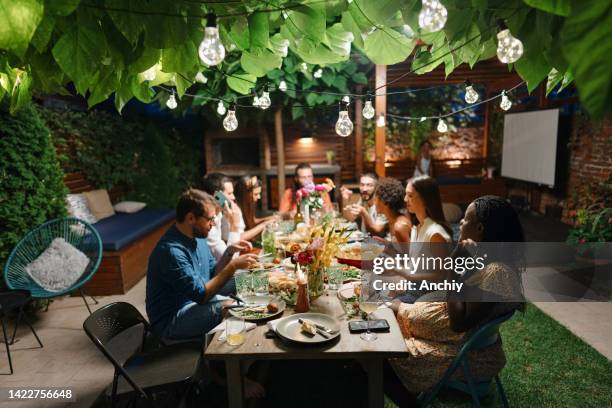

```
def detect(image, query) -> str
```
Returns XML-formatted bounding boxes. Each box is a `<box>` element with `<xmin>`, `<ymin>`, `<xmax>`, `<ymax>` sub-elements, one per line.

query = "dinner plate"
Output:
<box><xmin>337</xmin><ymin>281</ymin><xmax>360</xmax><ymax>301</ymax></box>
<box><xmin>275</xmin><ymin>313</ymin><xmax>341</xmax><ymax>344</ymax></box>
<box><xmin>228</xmin><ymin>295</ymin><xmax>286</xmax><ymax>322</ymax></box>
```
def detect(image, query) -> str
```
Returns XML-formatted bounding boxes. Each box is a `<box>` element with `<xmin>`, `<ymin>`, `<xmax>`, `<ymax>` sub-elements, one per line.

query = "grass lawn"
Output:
<box><xmin>385</xmin><ymin>304</ymin><xmax>612</xmax><ymax>407</ymax></box>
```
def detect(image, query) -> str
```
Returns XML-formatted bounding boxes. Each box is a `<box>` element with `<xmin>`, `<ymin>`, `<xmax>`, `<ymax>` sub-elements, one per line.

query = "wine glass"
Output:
<box><xmin>359</xmin><ymin>282</ymin><xmax>382</xmax><ymax>342</ymax></box>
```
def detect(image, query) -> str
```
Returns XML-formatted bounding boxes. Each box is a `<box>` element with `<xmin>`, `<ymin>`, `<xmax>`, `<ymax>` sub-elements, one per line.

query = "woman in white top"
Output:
<box><xmin>413</xmin><ymin>140</ymin><xmax>433</xmax><ymax>177</ymax></box>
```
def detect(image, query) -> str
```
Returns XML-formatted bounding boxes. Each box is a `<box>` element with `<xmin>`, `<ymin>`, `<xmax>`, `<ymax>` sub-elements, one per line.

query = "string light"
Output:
<box><xmin>335</xmin><ymin>102</ymin><xmax>353</xmax><ymax>137</ymax></box>
<box><xmin>464</xmin><ymin>80</ymin><xmax>479</xmax><ymax>104</ymax></box>
<box><xmin>496</xmin><ymin>20</ymin><xmax>523</xmax><ymax>64</ymax></box>
<box><xmin>279</xmin><ymin>80</ymin><xmax>287</xmax><ymax>92</ymax></box>
<box><xmin>436</xmin><ymin>118</ymin><xmax>448</xmax><ymax>133</ymax></box>
<box><xmin>258</xmin><ymin>91</ymin><xmax>271</xmax><ymax>109</ymax></box>
<box><xmin>223</xmin><ymin>106</ymin><xmax>238</xmax><ymax>131</ymax></box>
<box><xmin>420</xmin><ymin>117</ymin><xmax>427</xmax><ymax>122</ymax></box>
<box><xmin>199</xmin><ymin>14</ymin><xmax>225</xmax><ymax>66</ymax></box>
<box><xmin>362</xmin><ymin>99</ymin><xmax>375</xmax><ymax>119</ymax></box>
<box><xmin>217</xmin><ymin>100</ymin><xmax>227</xmax><ymax>115</ymax></box>
<box><xmin>500</xmin><ymin>90</ymin><xmax>512</xmax><ymax>111</ymax></box>
<box><xmin>253</xmin><ymin>95</ymin><xmax>260</xmax><ymax>107</ymax></box>
<box><xmin>195</xmin><ymin>72</ymin><xmax>208</xmax><ymax>84</ymax></box>
<box><xmin>314</xmin><ymin>68</ymin><xmax>323</xmax><ymax>78</ymax></box>
<box><xmin>376</xmin><ymin>113</ymin><xmax>386</xmax><ymax>127</ymax></box>
<box><xmin>166</xmin><ymin>91</ymin><xmax>177</xmax><ymax>109</ymax></box>
<box><xmin>418</xmin><ymin>0</ymin><xmax>448</xmax><ymax>33</ymax></box>
<box><xmin>342</xmin><ymin>95</ymin><xmax>350</xmax><ymax>104</ymax></box>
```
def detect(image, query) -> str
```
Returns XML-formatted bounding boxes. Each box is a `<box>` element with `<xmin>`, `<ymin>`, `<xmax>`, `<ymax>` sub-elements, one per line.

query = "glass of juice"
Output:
<box><xmin>226</xmin><ymin>317</ymin><xmax>246</xmax><ymax>346</ymax></box>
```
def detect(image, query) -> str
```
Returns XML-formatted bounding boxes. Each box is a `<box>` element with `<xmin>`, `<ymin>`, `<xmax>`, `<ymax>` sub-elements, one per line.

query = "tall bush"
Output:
<box><xmin>0</xmin><ymin>104</ymin><xmax>67</xmax><ymax>277</ymax></box>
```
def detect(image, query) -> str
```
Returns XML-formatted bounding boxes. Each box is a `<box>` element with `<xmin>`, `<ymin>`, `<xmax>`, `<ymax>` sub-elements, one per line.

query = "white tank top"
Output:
<box><xmin>409</xmin><ymin>217</ymin><xmax>451</xmax><ymax>258</ymax></box>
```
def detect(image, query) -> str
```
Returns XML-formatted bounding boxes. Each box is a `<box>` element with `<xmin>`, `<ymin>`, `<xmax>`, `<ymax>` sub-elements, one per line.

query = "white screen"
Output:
<box><xmin>501</xmin><ymin>109</ymin><xmax>559</xmax><ymax>187</ymax></box>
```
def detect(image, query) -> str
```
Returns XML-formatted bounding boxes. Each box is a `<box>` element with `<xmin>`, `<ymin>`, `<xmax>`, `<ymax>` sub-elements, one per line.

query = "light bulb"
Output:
<box><xmin>500</xmin><ymin>91</ymin><xmax>512</xmax><ymax>111</ymax></box>
<box><xmin>198</xmin><ymin>14</ymin><xmax>225</xmax><ymax>66</ymax></box>
<box><xmin>217</xmin><ymin>101</ymin><xmax>227</xmax><ymax>115</ymax></box>
<box><xmin>376</xmin><ymin>113</ymin><xmax>386</xmax><ymax>127</ymax></box>
<box><xmin>223</xmin><ymin>109</ymin><xmax>238</xmax><ymax>131</ymax></box>
<box><xmin>336</xmin><ymin>110</ymin><xmax>353</xmax><ymax>137</ymax></box>
<box><xmin>259</xmin><ymin>91</ymin><xmax>271</xmax><ymax>110</ymax></box>
<box><xmin>195</xmin><ymin>72</ymin><xmax>208</xmax><ymax>84</ymax></box>
<box><xmin>253</xmin><ymin>96</ymin><xmax>260</xmax><ymax>107</ymax></box>
<box><xmin>464</xmin><ymin>83</ymin><xmax>479</xmax><ymax>104</ymax></box>
<box><xmin>314</xmin><ymin>68</ymin><xmax>323</xmax><ymax>78</ymax></box>
<box><xmin>437</xmin><ymin>118</ymin><xmax>448</xmax><ymax>133</ymax></box>
<box><xmin>142</xmin><ymin>65</ymin><xmax>156</xmax><ymax>81</ymax></box>
<box><xmin>418</xmin><ymin>0</ymin><xmax>448</xmax><ymax>33</ymax></box>
<box><xmin>301</xmin><ymin>62</ymin><xmax>308</xmax><ymax>71</ymax></box>
<box><xmin>279</xmin><ymin>80</ymin><xmax>287</xmax><ymax>92</ymax></box>
<box><xmin>362</xmin><ymin>100</ymin><xmax>375</xmax><ymax>119</ymax></box>
<box><xmin>496</xmin><ymin>28</ymin><xmax>523</xmax><ymax>64</ymax></box>
<box><xmin>342</xmin><ymin>95</ymin><xmax>350</xmax><ymax>104</ymax></box>
<box><xmin>166</xmin><ymin>93</ymin><xmax>177</xmax><ymax>109</ymax></box>
<box><xmin>420</xmin><ymin>117</ymin><xmax>427</xmax><ymax>122</ymax></box>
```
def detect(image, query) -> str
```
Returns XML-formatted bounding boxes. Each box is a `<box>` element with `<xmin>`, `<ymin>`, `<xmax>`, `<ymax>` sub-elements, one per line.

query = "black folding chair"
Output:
<box><xmin>0</xmin><ymin>290</ymin><xmax>43</xmax><ymax>374</ymax></box>
<box><xmin>83</xmin><ymin>302</ymin><xmax>203</xmax><ymax>407</ymax></box>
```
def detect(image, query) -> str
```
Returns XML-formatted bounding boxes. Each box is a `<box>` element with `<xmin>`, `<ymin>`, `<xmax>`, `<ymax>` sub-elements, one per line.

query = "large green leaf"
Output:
<box><xmin>29</xmin><ymin>50</ymin><xmax>65</xmax><ymax>93</ymax></box>
<box><xmin>129</xmin><ymin>47</ymin><xmax>161</xmax><ymax>74</ymax></box>
<box><xmin>241</xmin><ymin>49</ymin><xmax>282</xmax><ymax>77</ymax></box>
<box><xmin>523</xmin><ymin>0</ymin><xmax>571</xmax><ymax>17</ymax></box>
<box><xmin>223</xmin><ymin>16</ymin><xmax>250</xmax><ymax>51</ymax></box>
<box><xmin>143</xmin><ymin>1</ymin><xmax>189</xmax><ymax>49</ymax></box>
<box><xmin>52</xmin><ymin>20</ymin><xmax>106</xmax><ymax>95</ymax></box>
<box><xmin>351</xmin><ymin>0</ymin><xmax>404</xmax><ymax>27</ymax></box>
<box><xmin>515</xmin><ymin>52</ymin><xmax>551</xmax><ymax>92</ymax></box>
<box><xmin>269</xmin><ymin>33</ymin><xmax>289</xmax><ymax>57</ymax></box>
<box><xmin>0</xmin><ymin>0</ymin><xmax>44</xmax><ymax>57</ymax></box>
<box><xmin>31</xmin><ymin>15</ymin><xmax>56</xmax><ymax>53</ymax></box>
<box><xmin>248</xmin><ymin>12</ymin><xmax>269</xmax><ymax>49</ymax></box>
<box><xmin>161</xmin><ymin>41</ymin><xmax>198</xmax><ymax>74</ymax></box>
<box><xmin>88</xmin><ymin>68</ymin><xmax>121</xmax><ymax>107</ymax></box>
<box><xmin>105</xmin><ymin>0</ymin><xmax>144</xmax><ymax>45</ymax></box>
<box><xmin>341</xmin><ymin>11</ymin><xmax>365</xmax><ymax>50</ymax></box>
<box><xmin>47</xmin><ymin>0</ymin><xmax>80</xmax><ymax>16</ymax></box>
<box><xmin>226</xmin><ymin>72</ymin><xmax>257</xmax><ymax>94</ymax></box>
<box><xmin>323</xmin><ymin>23</ymin><xmax>354</xmax><ymax>58</ymax></box>
<box><xmin>284</xmin><ymin>6</ymin><xmax>326</xmax><ymax>44</ymax></box>
<box><xmin>363</xmin><ymin>28</ymin><xmax>415</xmax><ymax>65</ymax></box>
<box><xmin>560</xmin><ymin>0</ymin><xmax>612</xmax><ymax>118</ymax></box>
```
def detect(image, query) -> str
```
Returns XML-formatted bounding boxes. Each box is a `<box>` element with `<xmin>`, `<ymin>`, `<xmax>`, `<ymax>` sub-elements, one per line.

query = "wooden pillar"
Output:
<box><xmin>274</xmin><ymin>109</ymin><xmax>285</xmax><ymax>206</ymax></box>
<box><xmin>354</xmin><ymin>91</ymin><xmax>363</xmax><ymax>179</ymax></box>
<box><xmin>374</xmin><ymin>65</ymin><xmax>386</xmax><ymax>177</ymax></box>
<box><xmin>261</xmin><ymin>125</ymin><xmax>271</xmax><ymax>210</ymax></box>
<box><xmin>482</xmin><ymin>88</ymin><xmax>490</xmax><ymax>161</ymax></box>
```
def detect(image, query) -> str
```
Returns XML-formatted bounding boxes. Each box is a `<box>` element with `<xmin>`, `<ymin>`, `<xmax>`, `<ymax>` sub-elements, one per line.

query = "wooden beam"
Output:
<box><xmin>274</xmin><ymin>109</ymin><xmax>286</xmax><ymax>205</ymax></box>
<box><xmin>482</xmin><ymin>88</ymin><xmax>490</xmax><ymax>160</ymax></box>
<box><xmin>375</xmin><ymin>64</ymin><xmax>386</xmax><ymax>177</ymax></box>
<box><xmin>354</xmin><ymin>91</ymin><xmax>363</xmax><ymax>179</ymax></box>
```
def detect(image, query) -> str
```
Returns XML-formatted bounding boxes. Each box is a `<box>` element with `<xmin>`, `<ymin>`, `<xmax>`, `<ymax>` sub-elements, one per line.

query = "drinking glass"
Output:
<box><xmin>326</xmin><ymin>265</ymin><xmax>343</xmax><ymax>291</ymax></box>
<box><xmin>226</xmin><ymin>317</ymin><xmax>246</xmax><ymax>346</ymax></box>
<box><xmin>252</xmin><ymin>270</ymin><xmax>269</xmax><ymax>296</ymax></box>
<box><xmin>359</xmin><ymin>280</ymin><xmax>382</xmax><ymax>342</ymax></box>
<box><xmin>262</xmin><ymin>224</ymin><xmax>276</xmax><ymax>255</ymax></box>
<box><xmin>234</xmin><ymin>270</ymin><xmax>252</xmax><ymax>296</ymax></box>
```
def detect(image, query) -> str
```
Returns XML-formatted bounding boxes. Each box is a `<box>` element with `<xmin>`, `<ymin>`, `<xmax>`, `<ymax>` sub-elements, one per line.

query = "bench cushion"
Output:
<box><xmin>93</xmin><ymin>208</ymin><xmax>175</xmax><ymax>251</ymax></box>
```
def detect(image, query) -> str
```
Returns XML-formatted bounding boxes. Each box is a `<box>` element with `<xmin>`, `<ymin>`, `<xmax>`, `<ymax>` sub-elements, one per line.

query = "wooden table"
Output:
<box><xmin>204</xmin><ymin>292</ymin><xmax>409</xmax><ymax>408</ymax></box>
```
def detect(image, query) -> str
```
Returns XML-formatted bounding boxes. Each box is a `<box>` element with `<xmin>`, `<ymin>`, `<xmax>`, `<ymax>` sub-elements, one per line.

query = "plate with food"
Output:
<box><xmin>335</xmin><ymin>242</ymin><xmax>384</xmax><ymax>267</ymax></box>
<box><xmin>245</xmin><ymin>261</ymin><xmax>283</xmax><ymax>273</ymax></box>
<box><xmin>338</xmin><ymin>264</ymin><xmax>361</xmax><ymax>282</ymax></box>
<box><xmin>228</xmin><ymin>295</ymin><xmax>286</xmax><ymax>321</ymax></box>
<box><xmin>275</xmin><ymin>313</ymin><xmax>340</xmax><ymax>344</ymax></box>
<box><xmin>268</xmin><ymin>271</ymin><xmax>298</xmax><ymax>305</ymax></box>
<box><xmin>337</xmin><ymin>281</ymin><xmax>361</xmax><ymax>302</ymax></box>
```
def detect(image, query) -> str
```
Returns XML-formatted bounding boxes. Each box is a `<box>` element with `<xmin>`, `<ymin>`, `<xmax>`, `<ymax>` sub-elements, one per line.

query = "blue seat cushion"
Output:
<box><xmin>93</xmin><ymin>208</ymin><xmax>175</xmax><ymax>251</ymax></box>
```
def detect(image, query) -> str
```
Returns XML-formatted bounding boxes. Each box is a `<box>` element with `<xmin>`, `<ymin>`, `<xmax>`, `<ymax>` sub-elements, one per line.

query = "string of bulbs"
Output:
<box><xmin>159</xmin><ymin>0</ymin><xmax>527</xmax><ymax>136</ymax></box>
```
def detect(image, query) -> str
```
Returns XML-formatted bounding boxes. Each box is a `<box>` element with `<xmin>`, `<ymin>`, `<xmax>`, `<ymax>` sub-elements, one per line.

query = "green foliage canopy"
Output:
<box><xmin>0</xmin><ymin>0</ymin><xmax>610</xmax><ymax>117</ymax></box>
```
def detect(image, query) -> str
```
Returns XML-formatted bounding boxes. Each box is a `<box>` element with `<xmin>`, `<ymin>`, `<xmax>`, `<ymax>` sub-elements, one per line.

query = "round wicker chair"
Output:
<box><xmin>3</xmin><ymin>217</ymin><xmax>103</xmax><ymax>314</ymax></box>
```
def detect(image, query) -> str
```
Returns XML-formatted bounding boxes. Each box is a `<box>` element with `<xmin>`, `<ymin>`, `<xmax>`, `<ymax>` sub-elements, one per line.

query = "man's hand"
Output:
<box><xmin>230</xmin><ymin>253</ymin><xmax>258</xmax><ymax>271</ymax></box>
<box><xmin>223</xmin><ymin>201</ymin><xmax>242</xmax><ymax>231</ymax></box>
<box><xmin>340</xmin><ymin>186</ymin><xmax>352</xmax><ymax>202</ymax></box>
<box><xmin>227</xmin><ymin>240</ymin><xmax>253</xmax><ymax>256</ymax></box>
<box><xmin>350</xmin><ymin>204</ymin><xmax>366</xmax><ymax>218</ymax></box>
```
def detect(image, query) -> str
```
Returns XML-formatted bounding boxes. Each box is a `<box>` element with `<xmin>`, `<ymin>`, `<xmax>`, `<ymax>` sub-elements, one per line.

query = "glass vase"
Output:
<box><xmin>306</xmin><ymin>265</ymin><xmax>325</xmax><ymax>299</ymax></box>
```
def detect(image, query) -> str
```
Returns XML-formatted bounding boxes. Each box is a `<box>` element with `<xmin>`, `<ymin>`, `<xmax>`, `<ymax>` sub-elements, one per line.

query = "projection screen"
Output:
<box><xmin>501</xmin><ymin>109</ymin><xmax>559</xmax><ymax>187</ymax></box>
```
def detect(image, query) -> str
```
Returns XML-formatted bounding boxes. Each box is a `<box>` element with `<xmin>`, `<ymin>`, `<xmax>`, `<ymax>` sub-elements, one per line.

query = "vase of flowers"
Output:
<box><xmin>292</xmin><ymin>220</ymin><xmax>349</xmax><ymax>299</ymax></box>
<box><xmin>296</xmin><ymin>179</ymin><xmax>335</xmax><ymax>223</ymax></box>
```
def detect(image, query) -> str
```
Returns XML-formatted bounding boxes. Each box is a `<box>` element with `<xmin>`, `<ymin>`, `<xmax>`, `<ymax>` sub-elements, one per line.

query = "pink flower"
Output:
<box><xmin>579</xmin><ymin>238</ymin><xmax>587</xmax><ymax>244</ymax></box>
<box><xmin>303</xmin><ymin>182</ymin><xmax>315</xmax><ymax>194</ymax></box>
<box><xmin>296</xmin><ymin>190</ymin><xmax>303</xmax><ymax>201</ymax></box>
<box><xmin>309</xmin><ymin>237</ymin><xmax>324</xmax><ymax>250</ymax></box>
<box><xmin>314</xmin><ymin>184</ymin><xmax>326</xmax><ymax>192</ymax></box>
<box><xmin>296</xmin><ymin>250</ymin><xmax>313</xmax><ymax>265</ymax></box>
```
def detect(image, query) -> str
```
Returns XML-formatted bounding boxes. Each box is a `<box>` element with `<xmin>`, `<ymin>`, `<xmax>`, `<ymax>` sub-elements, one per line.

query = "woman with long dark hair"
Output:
<box><xmin>384</xmin><ymin>196</ymin><xmax>525</xmax><ymax>407</ymax></box>
<box><xmin>227</xmin><ymin>176</ymin><xmax>275</xmax><ymax>241</ymax></box>
<box><xmin>368</xmin><ymin>177</ymin><xmax>412</xmax><ymax>243</ymax></box>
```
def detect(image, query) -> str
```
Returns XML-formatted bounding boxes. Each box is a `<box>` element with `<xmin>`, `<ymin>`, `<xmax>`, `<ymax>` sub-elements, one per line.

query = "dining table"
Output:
<box><xmin>204</xmin><ymin>290</ymin><xmax>410</xmax><ymax>408</ymax></box>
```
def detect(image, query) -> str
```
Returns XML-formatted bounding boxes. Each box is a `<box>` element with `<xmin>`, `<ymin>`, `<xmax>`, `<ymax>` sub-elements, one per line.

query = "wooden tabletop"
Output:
<box><xmin>204</xmin><ymin>292</ymin><xmax>409</xmax><ymax>360</ymax></box>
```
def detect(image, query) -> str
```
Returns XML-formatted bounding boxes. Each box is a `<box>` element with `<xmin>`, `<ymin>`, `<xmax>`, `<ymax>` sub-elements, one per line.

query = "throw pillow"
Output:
<box><xmin>66</xmin><ymin>194</ymin><xmax>98</xmax><ymax>224</ymax></box>
<box><xmin>113</xmin><ymin>201</ymin><xmax>147</xmax><ymax>213</ymax></box>
<box><xmin>24</xmin><ymin>238</ymin><xmax>90</xmax><ymax>292</ymax></box>
<box><xmin>84</xmin><ymin>189</ymin><xmax>115</xmax><ymax>221</ymax></box>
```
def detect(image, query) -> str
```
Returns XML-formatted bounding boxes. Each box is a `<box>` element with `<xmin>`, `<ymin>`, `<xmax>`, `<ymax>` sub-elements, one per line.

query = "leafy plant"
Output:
<box><xmin>0</xmin><ymin>102</ymin><xmax>68</xmax><ymax>283</ymax></box>
<box><xmin>0</xmin><ymin>0</ymin><xmax>610</xmax><ymax>118</ymax></box>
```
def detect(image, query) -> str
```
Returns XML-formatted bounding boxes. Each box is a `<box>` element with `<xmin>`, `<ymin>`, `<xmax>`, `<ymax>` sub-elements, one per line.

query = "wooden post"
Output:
<box><xmin>274</xmin><ymin>109</ymin><xmax>285</xmax><ymax>208</ymax></box>
<box><xmin>375</xmin><ymin>65</ymin><xmax>386</xmax><ymax>177</ymax></box>
<box><xmin>261</xmin><ymin>125</ymin><xmax>271</xmax><ymax>211</ymax></box>
<box><xmin>482</xmin><ymin>88</ymin><xmax>490</xmax><ymax>161</ymax></box>
<box><xmin>355</xmin><ymin>86</ymin><xmax>364</xmax><ymax>179</ymax></box>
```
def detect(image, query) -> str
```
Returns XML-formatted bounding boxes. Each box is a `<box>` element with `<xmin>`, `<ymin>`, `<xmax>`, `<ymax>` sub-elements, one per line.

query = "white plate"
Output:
<box><xmin>337</xmin><ymin>281</ymin><xmax>360</xmax><ymax>301</ymax></box>
<box><xmin>275</xmin><ymin>313</ymin><xmax>340</xmax><ymax>344</ymax></box>
<box><xmin>228</xmin><ymin>295</ymin><xmax>286</xmax><ymax>322</ymax></box>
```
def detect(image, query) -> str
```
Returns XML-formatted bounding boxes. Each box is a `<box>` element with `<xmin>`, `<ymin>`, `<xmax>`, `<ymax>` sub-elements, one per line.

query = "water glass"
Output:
<box><xmin>252</xmin><ymin>271</ymin><xmax>269</xmax><ymax>296</ymax></box>
<box><xmin>234</xmin><ymin>270</ymin><xmax>252</xmax><ymax>296</ymax></box>
<box><xmin>225</xmin><ymin>317</ymin><xmax>246</xmax><ymax>346</ymax></box>
<box><xmin>326</xmin><ymin>265</ymin><xmax>344</xmax><ymax>291</ymax></box>
<box><xmin>262</xmin><ymin>225</ymin><xmax>276</xmax><ymax>255</ymax></box>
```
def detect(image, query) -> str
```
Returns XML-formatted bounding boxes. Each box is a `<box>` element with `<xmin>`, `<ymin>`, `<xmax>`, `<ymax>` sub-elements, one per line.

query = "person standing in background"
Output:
<box><xmin>414</xmin><ymin>140</ymin><xmax>434</xmax><ymax>177</ymax></box>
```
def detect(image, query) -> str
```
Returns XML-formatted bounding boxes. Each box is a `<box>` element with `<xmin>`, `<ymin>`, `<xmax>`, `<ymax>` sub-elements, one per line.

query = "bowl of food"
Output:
<box><xmin>335</xmin><ymin>242</ymin><xmax>384</xmax><ymax>268</ymax></box>
<box><xmin>268</xmin><ymin>271</ymin><xmax>298</xmax><ymax>305</ymax></box>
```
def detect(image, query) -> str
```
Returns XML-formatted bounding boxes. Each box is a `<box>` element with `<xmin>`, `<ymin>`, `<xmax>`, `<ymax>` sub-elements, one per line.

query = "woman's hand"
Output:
<box><xmin>389</xmin><ymin>299</ymin><xmax>401</xmax><ymax>315</ymax></box>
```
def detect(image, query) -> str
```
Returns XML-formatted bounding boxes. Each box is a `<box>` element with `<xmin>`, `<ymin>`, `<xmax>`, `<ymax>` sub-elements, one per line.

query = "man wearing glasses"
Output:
<box><xmin>146</xmin><ymin>188</ymin><xmax>257</xmax><ymax>341</ymax></box>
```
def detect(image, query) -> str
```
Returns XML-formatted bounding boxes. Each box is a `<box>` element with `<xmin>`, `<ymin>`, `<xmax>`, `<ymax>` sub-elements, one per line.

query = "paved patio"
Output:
<box><xmin>1</xmin><ymin>275</ymin><xmax>611</xmax><ymax>408</ymax></box>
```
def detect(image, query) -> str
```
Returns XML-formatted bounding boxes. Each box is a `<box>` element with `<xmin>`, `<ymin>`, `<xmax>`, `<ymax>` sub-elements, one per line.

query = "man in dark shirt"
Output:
<box><xmin>146</xmin><ymin>188</ymin><xmax>257</xmax><ymax>340</ymax></box>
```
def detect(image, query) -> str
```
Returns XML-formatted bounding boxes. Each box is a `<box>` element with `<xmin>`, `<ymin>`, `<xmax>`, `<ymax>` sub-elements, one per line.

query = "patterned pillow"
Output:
<box><xmin>66</xmin><ymin>194</ymin><xmax>98</xmax><ymax>224</ymax></box>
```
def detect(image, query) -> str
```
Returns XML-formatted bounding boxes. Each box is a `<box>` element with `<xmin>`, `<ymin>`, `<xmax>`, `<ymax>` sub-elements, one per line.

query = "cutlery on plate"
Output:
<box><xmin>298</xmin><ymin>318</ymin><xmax>331</xmax><ymax>338</ymax></box>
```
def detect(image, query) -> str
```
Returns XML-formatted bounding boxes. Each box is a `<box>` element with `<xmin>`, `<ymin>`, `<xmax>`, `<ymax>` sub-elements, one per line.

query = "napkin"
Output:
<box><xmin>266</xmin><ymin>318</ymin><xmax>282</xmax><ymax>332</ymax></box>
<box><xmin>209</xmin><ymin>320</ymin><xmax>257</xmax><ymax>342</ymax></box>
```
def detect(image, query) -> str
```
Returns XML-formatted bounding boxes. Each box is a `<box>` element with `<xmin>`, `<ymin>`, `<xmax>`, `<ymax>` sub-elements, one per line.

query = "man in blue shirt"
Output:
<box><xmin>146</xmin><ymin>188</ymin><xmax>257</xmax><ymax>341</ymax></box>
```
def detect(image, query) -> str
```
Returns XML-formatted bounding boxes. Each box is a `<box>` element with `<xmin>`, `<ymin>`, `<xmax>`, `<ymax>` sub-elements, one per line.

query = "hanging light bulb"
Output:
<box><xmin>418</xmin><ymin>0</ymin><xmax>448</xmax><ymax>33</ymax></box>
<box><xmin>420</xmin><ymin>117</ymin><xmax>427</xmax><ymax>122</ymax></box>
<box><xmin>376</xmin><ymin>113</ymin><xmax>386</xmax><ymax>127</ymax></box>
<box><xmin>279</xmin><ymin>80</ymin><xmax>287</xmax><ymax>92</ymax></box>
<box><xmin>166</xmin><ymin>91</ymin><xmax>177</xmax><ymax>109</ymax></box>
<box><xmin>198</xmin><ymin>14</ymin><xmax>225</xmax><ymax>66</ymax></box>
<box><xmin>223</xmin><ymin>107</ymin><xmax>238</xmax><ymax>132</ymax></box>
<box><xmin>253</xmin><ymin>95</ymin><xmax>260</xmax><ymax>107</ymax></box>
<box><xmin>259</xmin><ymin>91</ymin><xmax>271</xmax><ymax>110</ymax></box>
<box><xmin>335</xmin><ymin>103</ymin><xmax>353</xmax><ymax>137</ymax></box>
<box><xmin>496</xmin><ymin>20</ymin><xmax>523</xmax><ymax>64</ymax></box>
<box><xmin>142</xmin><ymin>64</ymin><xmax>157</xmax><ymax>81</ymax></box>
<box><xmin>362</xmin><ymin>99</ymin><xmax>375</xmax><ymax>119</ymax></box>
<box><xmin>500</xmin><ymin>90</ymin><xmax>512</xmax><ymax>111</ymax></box>
<box><xmin>314</xmin><ymin>68</ymin><xmax>323</xmax><ymax>78</ymax></box>
<box><xmin>437</xmin><ymin>118</ymin><xmax>448</xmax><ymax>133</ymax></box>
<box><xmin>301</xmin><ymin>62</ymin><xmax>308</xmax><ymax>71</ymax></box>
<box><xmin>217</xmin><ymin>100</ymin><xmax>227</xmax><ymax>115</ymax></box>
<box><xmin>464</xmin><ymin>80</ymin><xmax>479</xmax><ymax>104</ymax></box>
<box><xmin>195</xmin><ymin>72</ymin><xmax>208</xmax><ymax>84</ymax></box>
<box><xmin>342</xmin><ymin>95</ymin><xmax>350</xmax><ymax>104</ymax></box>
